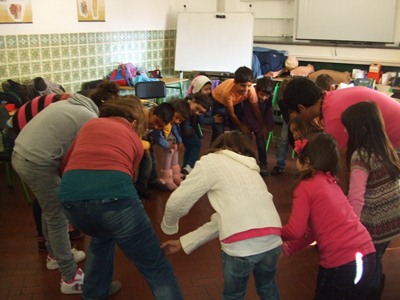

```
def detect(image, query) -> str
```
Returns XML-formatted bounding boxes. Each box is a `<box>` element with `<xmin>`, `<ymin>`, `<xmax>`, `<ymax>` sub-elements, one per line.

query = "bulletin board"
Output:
<box><xmin>174</xmin><ymin>12</ymin><xmax>254</xmax><ymax>73</ymax></box>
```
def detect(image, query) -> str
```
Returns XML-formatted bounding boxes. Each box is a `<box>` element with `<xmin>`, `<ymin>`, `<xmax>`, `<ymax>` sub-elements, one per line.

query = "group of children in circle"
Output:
<box><xmin>4</xmin><ymin>64</ymin><xmax>400</xmax><ymax>299</ymax></box>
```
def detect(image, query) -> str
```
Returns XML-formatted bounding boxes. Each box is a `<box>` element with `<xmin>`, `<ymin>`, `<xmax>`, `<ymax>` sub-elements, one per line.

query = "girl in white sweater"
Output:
<box><xmin>161</xmin><ymin>131</ymin><xmax>282</xmax><ymax>300</ymax></box>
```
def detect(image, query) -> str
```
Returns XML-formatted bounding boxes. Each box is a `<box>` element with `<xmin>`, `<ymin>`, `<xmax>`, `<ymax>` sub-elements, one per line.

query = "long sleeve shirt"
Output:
<box><xmin>282</xmin><ymin>171</ymin><xmax>375</xmax><ymax>269</ymax></box>
<box><xmin>161</xmin><ymin>150</ymin><xmax>282</xmax><ymax>256</ymax></box>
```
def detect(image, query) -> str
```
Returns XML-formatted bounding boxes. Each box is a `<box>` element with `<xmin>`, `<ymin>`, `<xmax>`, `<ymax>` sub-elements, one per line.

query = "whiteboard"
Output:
<box><xmin>296</xmin><ymin>0</ymin><xmax>396</xmax><ymax>44</ymax></box>
<box><xmin>174</xmin><ymin>13</ymin><xmax>254</xmax><ymax>73</ymax></box>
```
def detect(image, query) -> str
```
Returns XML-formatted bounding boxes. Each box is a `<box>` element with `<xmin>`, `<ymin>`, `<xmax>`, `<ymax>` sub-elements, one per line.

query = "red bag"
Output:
<box><xmin>106</xmin><ymin>68</ymin><xmax>129</xmax><ymax>86</ymax></box>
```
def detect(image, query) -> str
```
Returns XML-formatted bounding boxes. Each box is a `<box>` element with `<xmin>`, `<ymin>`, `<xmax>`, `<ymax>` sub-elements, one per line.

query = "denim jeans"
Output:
<box><xmin>211</xmin><ymin>99</ymin><xmax>243</xmax><ymax>143</ymax></box>
<box><xmin>222</xmin><ymin>246</ymin><xmax>281</xmax><ymax>300</ymax></box>
<box><xmin>62</xmin><ymin>198</ymin><xmax>183</xmax><ymax>300</ymax></box>
<box><xmin>275</xmin><ymin>121</ymin><xmax>289</xmax><ymax>169</ymax></box>
<box><xmin>255</xmin><ymin>134</ymin><xmax>267</xmax><ymax>166</ymax></box>
<box><xmin>314</xmin><ymin>252</ymin><xmax>376</xmax><ymax>300</ymax></box>
<box><xmin>182</xmin><ymin>133</ymin><xmax>201</xmax><ymax>169</ymax></box>
<box><xmin>370</xmin><ymin>241</ymin><xmax>390</xmax><ymax>290</ymax></box>
<box><xmin>12</xmin><ymin>151</ymin><xmax>77</xmax><ymax>281</ymax></box>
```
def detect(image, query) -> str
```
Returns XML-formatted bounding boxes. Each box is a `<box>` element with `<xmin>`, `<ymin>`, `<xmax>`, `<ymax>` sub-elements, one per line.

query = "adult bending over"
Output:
<box><xmin>59</xmin><ymin>97</ymin><xmax>183</xmax><ymax>300</ymax></box>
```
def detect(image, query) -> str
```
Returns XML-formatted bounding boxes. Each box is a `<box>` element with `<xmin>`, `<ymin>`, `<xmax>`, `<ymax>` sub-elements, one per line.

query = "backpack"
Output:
<box><xmin>32</xmin><ymin>77</ymin><xmax>66</xmax><ymax>96</ymax></box>
<box><xmin>1</xmin><ymin>79</ymin><xmax>36</xmax><ymax>103</ymax></box>
<box><xmin>106</xmin><ymin>63</ymin><xmax>137</xmax><ymax>86</ymax></box>
<box><xmin>119</xmin><ymin>63</ymin><xmax>137</xmax><ymax>82</ymax></box>
<box><xmin>106</xmin><ymin>67</ymin><xmax>129</xmax><ymax>86</ymax></box>
<box><xmin>0</xmin><ymin>91</ymin><xmax>24</xmax><ymax>109</ymax></box>
<box><xmin>253</xmin><ymin>50</ymin><xmax>287</xmax><ymax>74</ymax></box>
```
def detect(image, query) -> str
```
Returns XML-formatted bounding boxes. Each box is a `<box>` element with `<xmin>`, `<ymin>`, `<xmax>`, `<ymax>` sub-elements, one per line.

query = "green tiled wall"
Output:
<box><xmin>0</xmin><ymin>30</ymin><xmax>187</xmax><ymax>97</ymax></box>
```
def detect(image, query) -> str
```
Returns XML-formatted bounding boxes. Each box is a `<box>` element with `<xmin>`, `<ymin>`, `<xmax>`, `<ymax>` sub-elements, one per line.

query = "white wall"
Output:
<box><xmin>1</xmin><ymin>0</ymin><xmax>399</xmax><ymax>66</ymax></box>
<box><xmin>1</xmin><ymin>0</ymin><xmax>218</xmax><ymax>34</ymax></box>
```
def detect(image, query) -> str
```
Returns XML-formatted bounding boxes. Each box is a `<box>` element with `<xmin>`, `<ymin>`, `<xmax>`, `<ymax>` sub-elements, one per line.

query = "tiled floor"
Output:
<box><xmin>1</xmin><ymin>130</ymin><xmax>400</xmax><ymax>300</ymax></box>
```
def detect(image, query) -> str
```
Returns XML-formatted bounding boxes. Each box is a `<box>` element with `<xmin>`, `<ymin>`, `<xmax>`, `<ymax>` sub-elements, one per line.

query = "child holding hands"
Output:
<box><xmin>282</xmin><ymin>133</ymin><xmax>376</xmax><ymax>300</ymax></box>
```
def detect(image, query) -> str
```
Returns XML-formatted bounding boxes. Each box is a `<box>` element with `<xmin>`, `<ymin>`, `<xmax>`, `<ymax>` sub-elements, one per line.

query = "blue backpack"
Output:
<box><xmin>253</xmin><ymin>50</ymin><xmax>287</xmax><ymax>74</ymax></box>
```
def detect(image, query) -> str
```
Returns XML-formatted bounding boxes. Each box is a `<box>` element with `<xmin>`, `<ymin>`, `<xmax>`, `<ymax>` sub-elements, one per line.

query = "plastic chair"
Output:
<box><xmin>265</xmin><ymin>82</ymin><xmax>283</xmax><ymax>152</ymax></box>
<box><xmin>135</xmin><ymin>81</ymin><xmax>166</xmax><ymax>104</ymax></box>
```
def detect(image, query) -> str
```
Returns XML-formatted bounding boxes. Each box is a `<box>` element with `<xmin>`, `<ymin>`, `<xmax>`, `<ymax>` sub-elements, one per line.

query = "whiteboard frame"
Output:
<box><xmin>174</xmin><ymin>12</ymin><xmax>254</xmax><ymax>73</ymax></box>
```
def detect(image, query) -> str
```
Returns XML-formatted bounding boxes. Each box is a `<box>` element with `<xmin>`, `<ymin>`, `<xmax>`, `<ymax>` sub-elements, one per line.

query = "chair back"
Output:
<box><xmin>135</xmin><ymin>81</ymin><xmax>166</xmax><ymax>100</ymax></box>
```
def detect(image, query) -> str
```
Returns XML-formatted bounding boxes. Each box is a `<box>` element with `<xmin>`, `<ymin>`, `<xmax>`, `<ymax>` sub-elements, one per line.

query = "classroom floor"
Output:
<box><xmin>1</xmin><ymin>128</ymin><xmax>400</xmax><ymax>300</ymax></box>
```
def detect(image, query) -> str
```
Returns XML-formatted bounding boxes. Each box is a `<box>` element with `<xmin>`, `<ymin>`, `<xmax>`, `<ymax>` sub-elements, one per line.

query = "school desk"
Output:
<box><xmin>119</xmin><ymin>77</ymin><xmax>188</xmax><ymax>98</ymax></box>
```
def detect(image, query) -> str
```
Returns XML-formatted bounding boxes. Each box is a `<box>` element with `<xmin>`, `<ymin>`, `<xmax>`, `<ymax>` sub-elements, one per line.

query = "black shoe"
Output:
<box><xmin>69</xmin><ymin>227</ymin><xmax>84</xmax><ymax>240</ymax></box>
<box><xmin>260</xmin><ymin>164</ymin><xmax>268</xmax><ymax>177</ymax></box>
<box><xmin>271</xmin><ymin>165</ymin><xmax>285</xmax><ymax>176</ymax></box>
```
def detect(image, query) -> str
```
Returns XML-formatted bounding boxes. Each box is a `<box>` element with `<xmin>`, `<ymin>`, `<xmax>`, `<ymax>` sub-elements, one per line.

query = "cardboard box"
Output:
<box><xmin>367</xmin><ymin>71</ymin><xmax>381</xmax><ymax>84</ymax></box>
<box><xmin>369</xmin><ymin>63</ymin><xmax>382</xmax><ymax>73</ymax></box>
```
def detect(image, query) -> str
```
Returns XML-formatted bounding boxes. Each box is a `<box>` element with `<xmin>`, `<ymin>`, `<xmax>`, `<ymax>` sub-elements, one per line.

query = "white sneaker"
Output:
<box><xmin>46</xmin><ymin>248</ymin><xmax>86</xmax><ymax>270</ymax></box>
<box><xmin>60</xmin><ymin>268</ymin><xmax>84</xmax><ymax>294</ymax></box>
<box><xmin>182</xmin><ymin>164</ymin><xmax>192</xmax><ymax>175</ymax></box>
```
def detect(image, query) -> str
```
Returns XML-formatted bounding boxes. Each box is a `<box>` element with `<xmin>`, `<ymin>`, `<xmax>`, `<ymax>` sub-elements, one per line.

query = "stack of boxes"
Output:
<box><xmin>367</xmin><ymin>63</ymin><xmax>382</xmax><ymax>84</ymax></box>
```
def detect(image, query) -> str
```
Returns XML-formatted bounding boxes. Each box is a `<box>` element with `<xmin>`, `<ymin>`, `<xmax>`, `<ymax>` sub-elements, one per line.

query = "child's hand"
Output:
<box><xmin>213</xmin><ymin>114</ymin><xmax>224</xmax><ymax>124</ymax></box>
<box><xmin>168</xmin><ymin>141</ymin><xmax>175</xmax><ymax>151</ymax></box>
<box><xmin>161</xmin><ymin>240</ymin><xmax>182</xmax><ymax>254</ymax></box>
<box><xmin>240</xmin><ymin>124</ymin><xmax>251</xmax><ymax>135</ymax></box>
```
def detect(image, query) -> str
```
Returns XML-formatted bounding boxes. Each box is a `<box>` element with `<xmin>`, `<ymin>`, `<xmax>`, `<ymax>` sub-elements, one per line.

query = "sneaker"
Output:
<box><xmin>271</xmin><ymin>165</ymin><xmax>285</xmax><ymax>176</ymax></box>
<box><xmin>109</xmin><ymin>280</ymin><xmax>122</xmax><ymax>297</ymax></box>
<box><xmin>181</xmin><ymin>164</ymin><xmax>192</xmax><ymax>176</ymax></box>
<box><xmin>60</xmin><ymin>268</ymin><xmax>84</xmax><ymax>294</ymax></box>
<box><xmin>68</xmin><ymin>225</ymin><xmax>84</xmax><ymax>240</ymax></box>
<box><xmin>260</xmin><ymin>164</ymin><xmax>268</xmax><ymax>177</ymax></box>
<box><xmin>38</xmin><ymin>236</ymin><xmax>48</xmax><ymax>253</ymax></box>
<box><xmin>46</xmin><ymin>248</ymin><xmax>86</xmax><ymax>270</ymax></box>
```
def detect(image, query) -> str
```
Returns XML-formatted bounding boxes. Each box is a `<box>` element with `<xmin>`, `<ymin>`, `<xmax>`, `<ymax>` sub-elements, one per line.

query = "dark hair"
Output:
<box><xmin>341</xmin><ymin>101</ymin><xmax>400</xmax><ymax>180</ymax></box>
<box><xmin>293</xmin><ymin>133</ymin><xmax>340</xmax><ymax>192</ymax></box>
<box><xmin>169</xmin><ymin>98</ymin><xmax>190</xmax><ymax>120</ymax></box>
<box><xmin>99</xmin><ymin>95</ymin><xmax>147</xmax><ymax>136</ymax></box>
<box><xmin>153</xmin><ymin>102</ymin><xmax>175</xmax><ymax>124</ymax></box>
<box><xmin>255</xmin><ymin>77</ymin><xmax>275</xmax><ymax>96</ymax></box>
<box><xmin>89</xmin><ymin>81</ymin><xmax>120</xmax><ymax>107</ymax></box>
<box><xmin>191</xmin><ymin>92</ymin><xmax>211</xmax><ymax>110</ymax></box>
<box><xmin>283</xmin><ymin>77</ymin><xmax>324</xmax><ymax>113</ymax></box>
<box><xmin>234</xmin><ymin>66</ymin><xmax>254</xmax><ymax>83</ymax></box>
<box><xmin>315</xmin><ymin>74</ymin><xmax>336</xmax><ymax>92</ymax></box>
<box><xmin>208</xmin><ymin>131</ymin><xmax>256</xmax><ymax>159</ymax></box>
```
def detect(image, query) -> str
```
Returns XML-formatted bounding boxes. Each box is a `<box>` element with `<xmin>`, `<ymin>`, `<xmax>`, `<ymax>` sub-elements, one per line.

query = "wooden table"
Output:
<box><xmin>119</xmin><ymin>78</ymin><xmax>188</xmax><ymax>98</ymax></box>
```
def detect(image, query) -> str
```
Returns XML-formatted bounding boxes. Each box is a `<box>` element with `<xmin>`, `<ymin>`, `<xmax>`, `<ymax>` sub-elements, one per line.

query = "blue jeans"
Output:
<box><xmin>370</xmin><ymin>241</ymin><xmax>389</xmax><ymax>290</ymax></box>
<box><xmin>62</xmin><ymin>198</ymin><xmax>183</xmax><ymax>300</ymax></box>
<box><xmin>222</xmin><ymin>246</ymin><xmax>281</xmax><ymax>300</ymax></box>
<box><xmin>182</xmin><ymin>134</ymin><xmax>201</xmax><ymax>169</ymax></box>
<box><xmin>255</xmin><ymin>134</ymin><xmax>267</xmax><ymax>166</ymax></box>
<box><xmin>211</xmin><ymin>99</ymin><xmax>243</xmax><ymax>143</ymax></box>
<box><xmin>275</xmin><ymin>121</ymin><xmax>289</xmax><ymax>169</ymax></box>
<box><xmin>314</xmin><ymin>252</ymin><xmax>376</xmax><ymax>300</ymax></box>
